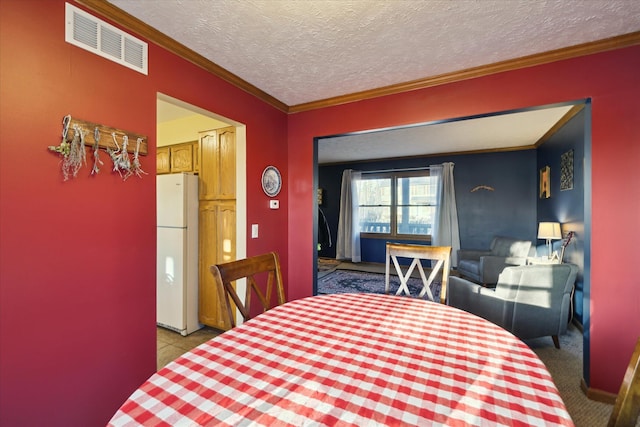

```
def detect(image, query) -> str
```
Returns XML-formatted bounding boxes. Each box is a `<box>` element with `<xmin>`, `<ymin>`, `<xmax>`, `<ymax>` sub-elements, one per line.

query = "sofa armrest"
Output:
<box><xmin>457</xmin><ymin>249</ymin><xmax>491</xmax><ymax>262</ymax></box>
<box><xmin>507</xmin><ymin>264</ymin><xmax>578</xmax><ymax>339</ymax></box>
<box><xmin>449</xmin><ymin>276</ymin><xmax>509</xmax><ymax>326</ymax></box>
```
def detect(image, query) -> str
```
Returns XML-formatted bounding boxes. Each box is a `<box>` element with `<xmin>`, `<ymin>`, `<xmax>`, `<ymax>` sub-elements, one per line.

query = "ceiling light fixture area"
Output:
<box><xmin>65</xmin><ymin>2</ymin><xmax>148</xmax><ymax>75</ymax></box>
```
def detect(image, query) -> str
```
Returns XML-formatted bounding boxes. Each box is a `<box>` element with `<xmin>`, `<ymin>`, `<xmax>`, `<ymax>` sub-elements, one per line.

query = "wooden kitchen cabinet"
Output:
<box><xmin>199</xmin><ymin>127</ymin><xmax>235</xmax><ymax>201</ymax></box>
<box><xmin>170</xmin><ymin>143</ymin><xmax>194</xmax><ymax>173</ymax></box>
<box><xmin>156</xmin><ymin>141</ymin><xmax>199</xmax><ymax>174</ymax></box>
<box><xmin>192</xmin><ymin>143</ymin><xmax>199</xmax><ymax>173</ymax></box>
<box><xmin>157</xmin><ymin>147</ymin><xmax>170</xmax><ymax>174</ymax></box>
<box><xmin>197</xmin><ymin>126</ymin><xmax>237</xmax><ymax>330</ymax></box>
<box><xmin>198</xmin><ymin>200</ymin><xmax>236</xmax><ymax>329</ymax></box>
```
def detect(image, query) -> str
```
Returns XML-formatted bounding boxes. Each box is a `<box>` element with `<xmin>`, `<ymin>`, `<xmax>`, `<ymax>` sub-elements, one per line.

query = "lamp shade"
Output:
<box><xmin>538</xmin><ymin>222</ymin><xmax>562</xmax><ymax>240</ymax></box>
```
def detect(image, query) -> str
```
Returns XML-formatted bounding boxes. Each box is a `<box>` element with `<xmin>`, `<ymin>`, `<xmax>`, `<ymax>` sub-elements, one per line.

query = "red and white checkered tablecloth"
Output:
<box><xmin>108</xmin><ymin>293</ymin><xmax>574</xmax><ymax>426</ymax></box>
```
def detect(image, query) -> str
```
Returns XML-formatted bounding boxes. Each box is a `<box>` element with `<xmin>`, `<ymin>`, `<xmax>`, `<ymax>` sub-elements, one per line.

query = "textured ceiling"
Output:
<box><xmin>110</xmin><ymin>0</ymin><xmax>640</xmax><ymax>106</ymax></box>
<box><xmin>156</xmin><ymin>98</ymin><xmax>576</xmax><ymax>164</ymax></box>
<box><xmin>318</xmin><ymin>105</ymin><xmax>574</xmax><ymax>164</ymax></box>
<box><xmin>120</xmin><ymin>0</ymin><xmax>638</xmax><ymax>163</ymax></box>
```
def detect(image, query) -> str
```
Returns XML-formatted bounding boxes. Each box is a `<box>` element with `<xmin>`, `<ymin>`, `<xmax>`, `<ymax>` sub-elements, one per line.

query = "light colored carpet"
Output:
<box><xmin>526</xmin><ymin>326</ymin><xmax>620</xmax><ymax>427</ymax></box>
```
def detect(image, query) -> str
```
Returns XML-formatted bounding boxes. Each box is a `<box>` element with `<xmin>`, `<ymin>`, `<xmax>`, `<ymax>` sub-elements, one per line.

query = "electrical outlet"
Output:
<box><xmin>251</xmin><ymin>224</ymin><xmax>259</xmax><ymax>238</ymax></box>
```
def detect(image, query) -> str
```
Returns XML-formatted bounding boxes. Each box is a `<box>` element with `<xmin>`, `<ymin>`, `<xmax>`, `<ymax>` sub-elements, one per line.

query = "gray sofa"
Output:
<box><xmin>448</xmin><ymin>263</ymin><xmax>578</xmax><ymax>348</ymax></box>
<box><xmin>456</xmin><ymin>236</ymin><xmax>534</xmax><ymax>286</ymax></box>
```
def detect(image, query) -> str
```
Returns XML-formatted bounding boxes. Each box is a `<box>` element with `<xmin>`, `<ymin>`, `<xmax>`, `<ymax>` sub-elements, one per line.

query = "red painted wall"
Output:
<box><xmin>288</xmin><ymin>47</ymin><xmax>640</xmax><ymax>394</ymax></box>
<box><xmin>0</xmin><ymin>1</ymin><xmax>287</xmax><ymax>426</ymax></box>
<box><xmin>1</xmin><ymin>1</ymin><xmax>638</xmax><ymax>425</ymax></box>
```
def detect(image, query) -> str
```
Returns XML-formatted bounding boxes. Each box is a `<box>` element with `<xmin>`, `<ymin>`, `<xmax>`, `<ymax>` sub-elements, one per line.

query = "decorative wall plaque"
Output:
<box><xmin>539</xmin><ymin>166</ymin><xmax>551</xmax><ymax>199</ymax></box>
<box><xmin>261</xmin><ymin>165</ymin><xmax>282</xmax><ymax>197</ymax></box>
<box><xmin>560</xmin><ymin>149</ymin><xmax>574</xmax><ymax>191</ymax></box>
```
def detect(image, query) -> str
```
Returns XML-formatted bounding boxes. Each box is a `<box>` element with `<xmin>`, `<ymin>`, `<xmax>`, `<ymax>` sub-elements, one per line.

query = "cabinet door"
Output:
<box><xmin>217</xmin><ymin>202</ymin><xmax>236</xmax><ymax>263</ymax></box>
<box><xmin>170</xmin><ymin>143</ymin><xmax>193</xmax><ymax>173</ymax></box>
<box><xmin>198</xmin><ymin>127</ymin><xmax>236</xmax><ymax>330</ymax></box>
<box><xmin>198</xmin><ymin>201</ymin><xmax>236</xmax><ymax>330</ymax></box>
<box><xmin>192</xmin><ymin>141</ymin><xmax>199</xmax><ymax>173</ymax></box>
<box><xmin>157</xmin><ymin>147</ymin><xmax>170</xmax><ymax>174</ymax></box>
<box><xmin>199</xmin><ymin>132</ymin><xmax>217</xmax><ymax>200</ymax></box>
<box><xmin>217</xmin><ymin>128</ymin><xmax>236</xmax><ymax>198</ymax></box>
<box><xmin>199</xmin><ymin>127</ymin><xmax>235</xmax><ymax>200</ymax></box>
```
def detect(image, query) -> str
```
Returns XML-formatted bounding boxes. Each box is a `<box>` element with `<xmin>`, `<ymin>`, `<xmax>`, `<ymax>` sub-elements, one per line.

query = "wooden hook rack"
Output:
<box><xmin>65</xmin><ymin>117</ymin><xmax>148</xmax><ymax>155</ymax></box>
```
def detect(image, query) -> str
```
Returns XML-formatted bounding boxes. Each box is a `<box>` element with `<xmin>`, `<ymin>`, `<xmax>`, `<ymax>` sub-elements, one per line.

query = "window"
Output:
<box><xmin>357</xmin><ymin>170</ymin><xmax>437</xmax><ymax>240</ymax></box>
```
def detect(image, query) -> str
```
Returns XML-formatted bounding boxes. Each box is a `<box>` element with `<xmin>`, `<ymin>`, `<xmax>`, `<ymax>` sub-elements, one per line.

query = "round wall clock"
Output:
<box><xmin>261</xmin><ymin>165</ymin><xmax>281</xmax><ymax>197</ymax></box>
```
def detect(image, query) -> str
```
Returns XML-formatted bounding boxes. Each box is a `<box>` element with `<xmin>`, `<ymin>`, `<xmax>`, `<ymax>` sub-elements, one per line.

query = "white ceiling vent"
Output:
<box><xmin>65</xmin><ymin>3</ymin><xmax>147</xmax><ymax>75</ymax></box>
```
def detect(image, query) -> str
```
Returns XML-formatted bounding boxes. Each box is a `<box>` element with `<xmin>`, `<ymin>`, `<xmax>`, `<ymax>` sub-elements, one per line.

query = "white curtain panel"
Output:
<box><xmin>336</xmin><ymin>169</ymin><xmax>362</xmax><ymax>262</ymax></box>
<box><xmin>430</xmin><ymin>162</ymin><xmax>461</xmax><ymax>267</ymax></box>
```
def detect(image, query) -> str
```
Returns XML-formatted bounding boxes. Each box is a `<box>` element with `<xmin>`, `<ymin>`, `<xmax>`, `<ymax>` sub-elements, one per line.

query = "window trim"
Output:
<box><xmin>358</xmin><ymin>170</ymin><xmax>435</xmax><ymax>242</ymax></box>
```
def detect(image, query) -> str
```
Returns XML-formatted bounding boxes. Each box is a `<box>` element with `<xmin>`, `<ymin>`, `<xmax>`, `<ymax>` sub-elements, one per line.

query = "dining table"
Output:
<box><xmin>108</xmin><ymin>293</ymin><xmax>574</xmax><ymax>426</ymax></box>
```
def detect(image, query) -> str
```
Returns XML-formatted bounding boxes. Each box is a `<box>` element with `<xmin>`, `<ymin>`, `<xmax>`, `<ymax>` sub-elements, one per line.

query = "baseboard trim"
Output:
<box><xmin>580</xmin><ymin>378</ymin><xmax>617</xmax><ymax>404</ymax></box>
<box><xmin>571</xmin><ymin>318</ymin><xmax>583</xmax><ymax>333</ymax></box>
<box><xmin>572</xmin><ymin>321</ymin><xmax>617</xmax><ymax>405</ymax></box>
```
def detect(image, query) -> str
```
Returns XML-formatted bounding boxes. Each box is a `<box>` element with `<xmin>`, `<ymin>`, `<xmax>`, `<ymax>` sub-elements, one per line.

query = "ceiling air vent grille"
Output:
<box><xmin>65</xmin><ymin>3</ymin><xmax>148</xmax><ymax>75</ymax></box>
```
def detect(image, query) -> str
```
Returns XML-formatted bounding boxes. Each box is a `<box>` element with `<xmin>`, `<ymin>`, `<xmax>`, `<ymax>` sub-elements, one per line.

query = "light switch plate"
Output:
<box><xmin>251</xmin><ymin>224</ymin><xmax>259</xmax><ymax>238</ymax></box>
<box><xmin>269</xmin><ymin>200</ymin><xmax>279</xmax><ymax>209</ymax></box>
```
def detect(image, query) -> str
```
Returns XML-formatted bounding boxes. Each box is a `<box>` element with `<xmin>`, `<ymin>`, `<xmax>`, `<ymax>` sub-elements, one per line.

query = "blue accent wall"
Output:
<box><xmin>319</xmin><ymin>109</ymin><xmax>586</xmax><ymax>325</ymax></box>
<box><xmin>537</xmin><ymin>109</ymin><xmax>586</xmax><ymax>324</ymax></box>
<box><xmin>319</xmin><ymin>149</ymin><xmax>538</xmax><ymax>261</ymax></box>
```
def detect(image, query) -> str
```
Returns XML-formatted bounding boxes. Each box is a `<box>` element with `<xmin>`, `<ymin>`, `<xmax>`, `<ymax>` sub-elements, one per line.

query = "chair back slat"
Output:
<box><xmin>385</xmin><ymin>243</ymin><xmax>452</xmax><ymax>304</ymax></box>
<box><xmin>210</xmin><ymin>252</ymin><xmax>285</xmax><ymax>329</ymax></box>
<box><xmin>608</xmin><ymin>337</ymin><xmax>640</xmax><ymax>427</ymax></box>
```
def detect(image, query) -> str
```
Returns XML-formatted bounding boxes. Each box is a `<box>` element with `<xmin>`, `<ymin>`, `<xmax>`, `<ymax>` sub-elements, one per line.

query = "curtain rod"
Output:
<box><xmin>361</xmin><ymin>166</ymin><xmax>431</xmax><ymax>174</ymax></box>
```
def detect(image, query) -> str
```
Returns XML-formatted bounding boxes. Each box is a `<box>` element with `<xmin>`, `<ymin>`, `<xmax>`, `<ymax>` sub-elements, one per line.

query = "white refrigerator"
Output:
<box><xmin>157</xmin><ymin>173</ymin><xmax>201</xmax><ymax>336</ymax></box>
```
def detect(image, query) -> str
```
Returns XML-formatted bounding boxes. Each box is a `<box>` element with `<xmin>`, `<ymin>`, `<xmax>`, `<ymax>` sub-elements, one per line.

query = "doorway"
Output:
<box><xmin>312</xmin><ymin>100</ymin><xmax>591</xmax><ymax>382</ymax></box>
<box><xmin>155</xmin><ymin>93</ymin><xmax>247</xmax><ymax>350</ymax></box>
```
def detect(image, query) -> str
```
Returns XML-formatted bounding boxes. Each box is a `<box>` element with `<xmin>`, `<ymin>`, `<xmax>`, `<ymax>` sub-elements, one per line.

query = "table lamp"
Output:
<box><xmin>538</xmin><ymin>222</ymin><xmax>562</xmax><ymax>259</ymax></box>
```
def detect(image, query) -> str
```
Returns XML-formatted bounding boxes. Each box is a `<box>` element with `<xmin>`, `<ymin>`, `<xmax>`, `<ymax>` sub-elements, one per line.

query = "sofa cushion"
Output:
<box><xmin>491</xmin><ymin>238</ymin><xmax>531</xmax><ymax>258</ymax></box>
<box><xmin>458</xmin><ymin>259</ymin><xmax>480</xmax><ymax>276</ymax></box>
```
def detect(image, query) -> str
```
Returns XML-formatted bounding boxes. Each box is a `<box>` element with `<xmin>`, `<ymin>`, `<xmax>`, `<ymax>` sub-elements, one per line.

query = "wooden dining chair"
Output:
<box><xmin>210</xmin><ymin>252</ymin><xmax>286</xmax><ymax>329</ymax></box>
<box><xmin>385</xmin><ymin>243</ymin><xmax>452</xmax><ymax>304</ymax></box>
<box><xmin>607</xmin><ymin>337</ymin><xmax>640</xmax><ymax>427</ymax></box>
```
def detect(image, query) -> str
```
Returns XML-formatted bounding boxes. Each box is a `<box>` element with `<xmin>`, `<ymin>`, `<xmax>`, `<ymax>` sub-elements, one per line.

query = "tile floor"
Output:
<box><xmin>157</xmin><ymin>326</ymin><xmax>221</xmax><ymax>370</ymax></box>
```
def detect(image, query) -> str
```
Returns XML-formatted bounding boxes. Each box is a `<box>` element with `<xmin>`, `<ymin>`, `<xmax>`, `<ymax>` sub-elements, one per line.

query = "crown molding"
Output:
<box><xmin>289</xmin><ymin>31</ymin><xmax>640</xmax><ymax>113</ymax></box>
<box><xmin>76</xmin><ymin>0</ymin><xmax>289</xmax><ymax>113</ymax></box>
<box><xmin>75</xmin><ymin>1</ymin><xmax>639</xmax><ymax>116</ymax></box>
<box><xmin>534</xmin><ymin>104</ymin><xmax>586</xmax><ymax>148</ymax></box>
